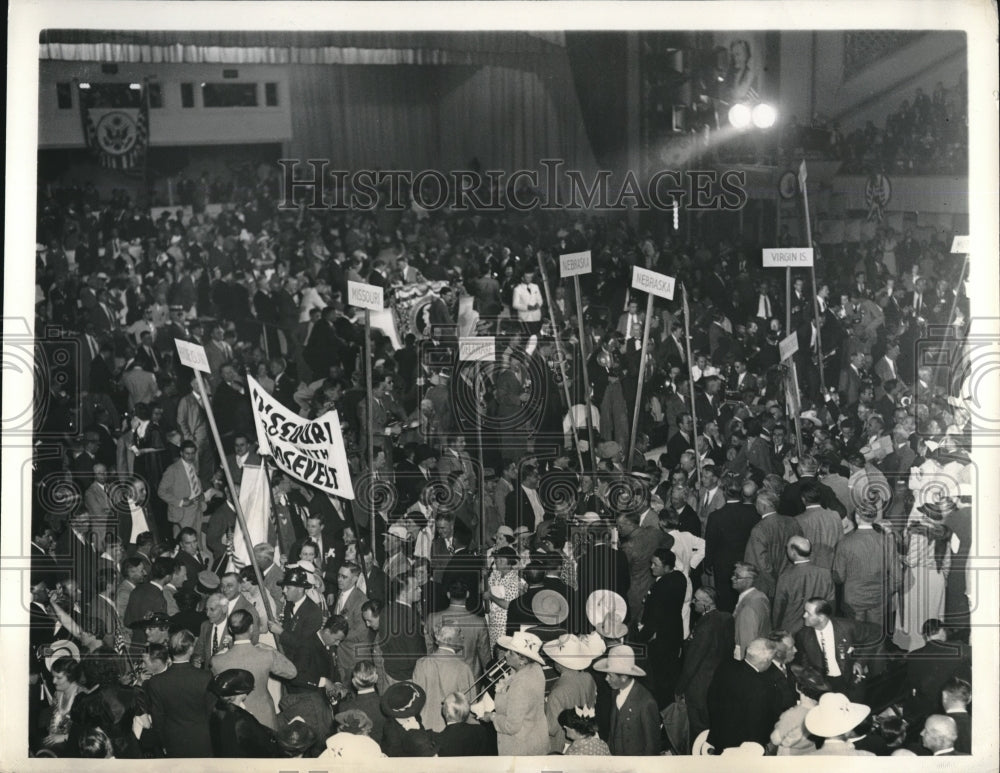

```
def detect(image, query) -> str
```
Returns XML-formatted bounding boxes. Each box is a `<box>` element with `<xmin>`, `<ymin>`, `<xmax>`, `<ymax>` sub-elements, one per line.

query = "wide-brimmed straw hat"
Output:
<box><xmin>592</xmin><ymin>645</ymin><xmax>646</xmax><ymax>677</ymax></box>
<box><xmin>531</xmin><ymin>590</ymin><xmax>569</xmax><ymax>625</ymax></box>
<box><xmin>543</xmin><ymin>634</ymin><xmax>599</xmax><ymax>671</ymax></box>
<box><xmin>804</xmin><ymin>692</ymin><xmax>871</xmax><ymax>738</ymax></box>
<box><xmin>496</xmin><ymin>631</ymin><xmax>545</xmax><ymax>664</ymax></box>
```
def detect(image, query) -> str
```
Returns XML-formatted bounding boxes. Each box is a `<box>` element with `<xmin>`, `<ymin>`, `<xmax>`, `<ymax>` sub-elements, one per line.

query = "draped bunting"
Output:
<box><xmin>78</xmin><ymin>81</ymin><xmax>150</xmax><ymax>171</ymax></box>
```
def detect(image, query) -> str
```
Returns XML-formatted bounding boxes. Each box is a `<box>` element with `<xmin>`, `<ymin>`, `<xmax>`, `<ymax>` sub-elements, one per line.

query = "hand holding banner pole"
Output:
<box><xmin>349</xmin><ymin>281</ymin><xmax>382</xmax><ymax>549</ymax></box>
<box><xmin>541</xmin><ymin>252</ymin><xmax>584</xmax><ymax>474</ymax></box>
<box><xmin>799</xmin><ymin>159</ymin><xmax>826</xmax><ymax>393</ymax></box>
<box><xmin>627</xmin><ymin>266</ymin><xmax>675</xmax><ymax>472</ymax></box>
<box><xmin>175</xmin><ymin>339</ymin><xmax>275</xmax><ymax>623</ymax></box>
<box><xmin>681</xmin><ymin>283</ymin><xmax>702</xmax><ymax>486</ymax></box>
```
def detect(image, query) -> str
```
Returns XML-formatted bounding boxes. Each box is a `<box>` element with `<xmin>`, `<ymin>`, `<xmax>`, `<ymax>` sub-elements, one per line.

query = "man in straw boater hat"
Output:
<box><xmin>541</xmin><ymin>633</ymin><xmax>603</xmax><ymax>753</ymax></box>
<box><xmin>802</xmin><ymin>692</ymin><xmax>875</xmax><ymax>756</ymax></box>
<box><xmin>593</xmin><ymin>644</ymin><xmax>662</xmax><ymax>755</ymax></box>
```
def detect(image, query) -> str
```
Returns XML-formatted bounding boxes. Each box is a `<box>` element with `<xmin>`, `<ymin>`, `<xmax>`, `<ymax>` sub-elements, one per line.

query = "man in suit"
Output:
<box><xmin>210</xmin><ymin>609</ymin><xmax>297</xmax><ymax>730</ymax></box>
<box><xmin>634</xmin><ymin>549</ymin><xmax>687</xmax><ymax>707</ymax></box>
<box><xmin>920</xmin><ymin>714</ymin><xmax>964</xmax><ymax>756</ymax></box>
<box><xmin>744</xmin><ymin>489</ymin><xmax>803</xmax><ymax>600</ymax></box>
<box><xmin>174</xmin><ymin>527</ymin><xmax>209</xmax><ymax>592</ymax></box>
<box><xmin>124</xmin><ymin>557</ymin><xmax>173</xmax><ymax>645</ymax></box>
<box><xmin>778</xmin><ymin>456</ymin><xmax>847</xmax><ymax>517</ymax></box>
<box><xmin>176</xmin><ymin>384</ymin><xmax>213</xmax><ymax>484</ymax></box>
<box><xmin>425</xmin><ymin>580</ymin><xmax>491</xmax><ymax>678</ymax></box>
<box><xmin>616</xmin><ymin>300</ymin><xmax>645</xmax><ymax>342</ymax></box>
<box><xmin>411</xmin><ymin>625</ymin><xmax>475</xmax><ymax>732</ymax></box>
<box><xmin>694</xmin><ymin>464</ymin><xmax>725</xmax><ymax>536</ymax></box>
<box><xmin>838</xmin><ymin>350</ymin><xmax>866</xmax><ymax>407</ymax></box>
<box><xmin>675</xmin><ymin>587</ymin><xmax>734</xmax><ymax>738</ymax></box>
<box><xmin>144</xmin><ymin>629</ymin><xmax>216</xmax><ymax>757</ymax></box>
<box><xmin>357</xmin><ymin>371</ymin><xmax>407</xmax><ymax>460</ymax></box>
<box><xmin>504</xmin><ymin>465</ymin><xmax>546</xmax><ymax>532</ymax></box>
<box><xmin>87</xmin><ymin>568</ymin><xmax>121</xmax><ymax>644</ymax></box>
<box><xmin>732</xmin><ymin>562</ymin><xmax>771</xmax><ymax>660</ymax></box>
<box><xmin>218</xmin><ymin>571</ymin><xmax>262</xmax><ymax>643</ymax></box>
<box><xmin>133</xmin><ymin>329</ymin><xmax>161</xmax><ymax>373</ymax></box>
<box><xmin>617</xmin><ymin>512</ymin><xmax>671</xmax><ymax>622</ymax></box>
<box><xmin>794</xmin><ymin>598</ymin><xmax>871</xmax><ymax>699</ymax></box>
<box><xmin>832</xmin><ymin>503</ymin><xmax>902</xmax><ymax>626</ymax></box>
<box><xmin>267</xmin><ymin>566</ymin><xmax>325</xmax><ymax>692</ymax></box>
<box><xmin>288</xmin><ymin>513</ymin><xmax>342</xmax><ymax>597</ymax></box>
<box><xmin>707</xmin><ymin>638</ymin><xmax>783</xmax><ymax>751</ymax></box>
<box><xmin>284</xmin><ymin>614</ymin><xmax>347</xmax><ymax>700</ymax></box>
<box><xmin>330</xmin><ymin>562</ymin><xmax>370</xmax><ymax>677</ymax></box>
<box><xmin>796</xmin><ymin>484</ymin><xmax>844</xmax><ymax>570</ymax></box>
<box><xmin>122</xmin><ymin>359</ymin><xmax>159</xmax><ymax>411</ymax></box>
<box><xmin>593</xmin><ymin>645</ymin><xmax>662</xmax><ymax>755</ymax></box>
<box><xmin>194</xmin><ymin>593</ymin><xmax>230</xmax><ymax>670</ymax></box>
<box><xmin>902</xmin><ymin>619</ymin><xmax>971</xmax><ymax>722</ymax></box>
<box><xmin>665</xmin><ymin>413</ymin><xmax>696</xmax><ymax>470</ymax></box>
<box><xmin>434</xmin><ymin>691</ymin><xmax>498</xmax><ymax>756</ymax></box>
<box><xmin>772</xmin><ymin>536</ymin><xmax>835</xmax><ymax>634</ymax></box>
<box><xmin>157</xmin><ymin>441</ymin><xmax>208</xmax><ymax>537</ymax></box>
<box><xmin>377</xmin><ymin>572</ymin><xmax>427</xmax><ymax>686</ymax></box>
<box><xmin>704</xmin><ymin>480</ymin><xmax>760</xmax><ymax>612</ymax></box>
<box><xmin>941</xmin><ymin>677</ymin><xmax>972</xmax><ymax>754</ymax></box>
<box><xmin>83</xmin><ymin>463</ymin><xmax>113</xmax><ymax>517</ymax></box>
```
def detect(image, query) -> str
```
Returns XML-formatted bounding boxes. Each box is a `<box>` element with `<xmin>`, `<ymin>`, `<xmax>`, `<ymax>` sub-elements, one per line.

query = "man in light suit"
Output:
<box><xmin>424</xmin><ymin>580</ymin><xmax>491</xmax><ymax>679</ymax></box>
<box><xmin>593</xmin><ymin>645</ymin><xmax>662</xmax><ymax>755</ymax></box>
<box><xmin>411</xmin><ymin>625</ymin><xmax>475</xmax><ymax>732</ymax></box>
<box><xmin>330</xmin><ymin>562</ymin><xmax>370</xmax><ymax>678</ymax></box>
<box><xmin>176</xmin><ymin>383</ymin><xmax>213</xmax><ymax>483</ymax></box>
<box><xmin>210</xmin><ymin>609</ymin><xmax>297</xmax><ymax>730</ymax></box>
<box><xmin>731</xmin><ymin>562</ymin><xmax>771</xmax><ymax>660</ymax></box>
<box><xmin>157</xmin><ymin>441</ymin><xmax>208</xmax><ymax>537</ymax></box>
<box><xmin>83</xmin><ymin>463</ymin><xmax>113</xmax><ymax>517</ymax></box>
<box><xmin>616</xmin><ymin>300</ymin><xmax>645</xmax><ymax>343</ymax></box>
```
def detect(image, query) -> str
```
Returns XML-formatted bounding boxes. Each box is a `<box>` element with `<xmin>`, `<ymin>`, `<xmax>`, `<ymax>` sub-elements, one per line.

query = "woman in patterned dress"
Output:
<box><xmin>483</xmin><ymin>547</ymin><xmax>524</xmax><ymax>650</ymax></box>
<box><xmin>558</xmin><ymin>706</ymin><xmax>610</xmax><ymax>756</ymax></box>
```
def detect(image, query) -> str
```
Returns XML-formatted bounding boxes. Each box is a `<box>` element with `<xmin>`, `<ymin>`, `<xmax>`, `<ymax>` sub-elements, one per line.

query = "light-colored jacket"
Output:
<box><xmin>210</xmin><ymin>640</ymin><xmax>297</xmax><ymax>730</ymax></box>
<box><xmin>492</xmin><ymin>663</ymin><xmax>548</xmax><ymax>756</ymax></box>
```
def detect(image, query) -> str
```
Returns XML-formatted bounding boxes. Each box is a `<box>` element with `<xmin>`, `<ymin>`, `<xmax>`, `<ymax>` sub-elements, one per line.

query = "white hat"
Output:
<box><xmin>44</xmin><ymin>639</ymin><xmax>81</xmax><ymax>672</ymax></box>
<box><xmin>804</xmin><ymin>692</ymin><xmax>870</xmax><ymax>738</ymax></box>
<box><xmin>721</xmin><ymin>741</ymin><xmax>766</xmax><ymax>756</ymax></box>
<box><xmin>319</xmin><ymin>732</ymin><xmax>385</xmax><ymax>760</ymax></box>
<box><xmin>386</xmin><ymin>524</ymin><xmax>409</xmax><ymax>541</ymax></box>
<box><xmin>586</xmin><ymin>590</ymin><xmax>627</xmax><ymax>633</ymax></box>
<box><xmin>577</xmin><ymin>511</ymin><xmax>601</xmax><ymax>524</ymax></box>
<box><xmin>542</xmin><ymin>634</ymin><xmax>599</xmax><ymax>671</ymax></box>
<box><xmin>593</xmin><ymin>644</ymin><xmax>646</xmax><ymax>677</ymax></box>
<box><xmin>496</xmin><ymin>631</ymin><xmax>545</xmax><ymax>664</ymax></box>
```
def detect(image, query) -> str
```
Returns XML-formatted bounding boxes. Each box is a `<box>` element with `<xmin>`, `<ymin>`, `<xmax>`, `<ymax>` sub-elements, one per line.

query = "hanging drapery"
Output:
<box><xmin>78</xmin><ymin>78</ymin><xmax>150</xmax><ymax>171</ymax></box>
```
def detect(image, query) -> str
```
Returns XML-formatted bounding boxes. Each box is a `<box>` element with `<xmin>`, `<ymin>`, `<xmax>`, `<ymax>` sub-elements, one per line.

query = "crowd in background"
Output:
<box><xmin>27</xmin><ymin>150</ymin><xmax>975</xmax><ymax>758</ymax></box>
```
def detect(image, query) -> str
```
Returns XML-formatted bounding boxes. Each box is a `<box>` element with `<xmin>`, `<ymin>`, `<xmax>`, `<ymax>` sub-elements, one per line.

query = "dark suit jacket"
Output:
<box><xmin>145</xmin><ymin>661</ymin><xmax>216</xmax><ymax>757</ymax></box>
<box><xmin>607</xmin><ymin>679</ymin><xmax>662</xmax><ymax>755</ymax></box>
<box><xmin>902</xmin><ymin>640</ymin><xmax>972</xmax><ymax>718</ymax></box>
<box><xmin>794</xmin><ymin>617</ymin><xmax>873</xmax><ymax>681</ymax></box>
<box><xmin>278</xmin><ymin>597</ymin><xmax>325</xmax><ymax>684</ymax></box>
<box><xmin>504</xmin><ymin>487</ymin><xmax>543</xmax><ymax>531</ymax></box>
<box><xmin>209</xmin><ymin>702</ymin><xmax>279</xmax><ymax>758</ymax></box>
<box><xmin>378</xmin><ymin>601</ymin><xmax>426</xmax><ymax>680</ymax></box>
<box><xmin>778</xmin><ymin>476</ymin><xmax>847</xmax><ymax>518</ymax></box>
<box><xmin>635</xmin><ymin>571</ymin><xmax>687</xmax><ymax>659</ymax></box>
<box><xmin>286</xmin><ymin>630</ymin><xmax>341</xmax><ymax>693</ymax></box>
<box><xmin>704</xmin><ymin>502</ymin><xmax>759</xmax><ymax>611</ymax></box>
<box><xmin>338</xmin><ymin>689</ymin><xmax>386</xmax><ymax>745</ymax></box>
<box><xmin>676</xmin><ymin>609</ymin><xmax>735</xmax><ymax>702</ymax></box>
<box><xmin>707</xmin><ymin>660</ymin><xmax>782</xmax><ymax>750</ymax></box>
<box><xmin>123</xmin><ymin>581</ymin><xmax>168</xmax><ymax>644</ymax></box>
<box><xmin>434</xmin><ymin>721</ymin><xmax>498</xmax><ymax>756</ymax></box>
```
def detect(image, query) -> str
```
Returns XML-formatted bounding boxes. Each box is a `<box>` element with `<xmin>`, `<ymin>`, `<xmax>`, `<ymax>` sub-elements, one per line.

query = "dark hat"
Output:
<box><xmin>277</xmin><ymin>566</ymin><xmax>313</xmax><ymax>588</ymax></box>
<box><xmin>334</xmin><ymin>709</ymin><xmax>374</xmax><ymax>735</ymax></box>
<box><xmin>129</xmin><ymin>611</ymin><xmax>171</xmax><ymax>630</ymax></box>
<box><xmin>276</xmin><ymin>717</ymin><xmax>318</xmax><ymax>754</ymax></box>
<box><xmin>380</xmin><ymin>681</ymin><xmax>426</xmax><ymax>718</ymax></box>
<box><xmin>210</xmin><ymin>668</ymin><xmax>255</xmax><ymax>698</ymax></box>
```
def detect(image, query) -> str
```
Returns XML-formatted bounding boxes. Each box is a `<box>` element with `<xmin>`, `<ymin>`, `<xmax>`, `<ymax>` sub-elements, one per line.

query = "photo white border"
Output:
<box><xmin>5</xmin><ymin>2</ymin><xmax>998</xmax><ymax>771</ymax></box>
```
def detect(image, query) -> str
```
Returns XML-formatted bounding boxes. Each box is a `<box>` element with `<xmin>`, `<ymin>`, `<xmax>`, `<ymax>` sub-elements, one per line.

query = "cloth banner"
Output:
<box><xmin>232</xmin><ymin>463</ymin><xmax>274</xmax><ymax>568</ymax></box>
<box><xmin>79</xmin><ymin>82</ymin><xmax>150</xmax><ymax>171</ymax></box>
<box><xmin>247</xmin><ymin>375</ymin><xmax>356</xmax><ymax>499</ymax></box>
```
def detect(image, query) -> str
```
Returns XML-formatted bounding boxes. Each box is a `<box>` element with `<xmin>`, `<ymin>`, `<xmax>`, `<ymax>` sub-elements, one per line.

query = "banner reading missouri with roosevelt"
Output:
<box><xmin>247</xmin><ymin>375</ymin><xmax>355</xmax><ymax>500</ymax></box>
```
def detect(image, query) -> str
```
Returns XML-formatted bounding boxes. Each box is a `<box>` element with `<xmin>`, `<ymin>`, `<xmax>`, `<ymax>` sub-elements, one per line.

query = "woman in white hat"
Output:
<box><xmin>542</xmin><ymin>634</ymin><xmax>599</xmax><ymax>753</ymax></box>
<box><xmin>803</xmin><ymin>692</ymin><xmax>876</xmax><ymax>756</ymax></box>
<box><xmin>482</xmin><ymin>631</ymin><xmax>549</xmax><ymax>756</ymax></box>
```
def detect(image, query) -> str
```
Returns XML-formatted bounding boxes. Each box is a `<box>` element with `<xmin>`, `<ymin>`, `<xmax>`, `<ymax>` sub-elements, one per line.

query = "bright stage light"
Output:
<box><xmin>752</xmin><ymin>103</ymin><xmax>777</xmax><ymax>129</ymax></box>
<box><xmin>728</xmin><ymin>103</ymin><xmax>751</xmax><ymax>130</ymax></box>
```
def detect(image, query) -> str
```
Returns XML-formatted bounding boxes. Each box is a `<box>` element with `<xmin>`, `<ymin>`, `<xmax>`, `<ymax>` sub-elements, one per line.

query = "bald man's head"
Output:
<box><xmin>921</xmin><ymin>715</ymin><xmax>958</xmax><ymax>753</ymax></box>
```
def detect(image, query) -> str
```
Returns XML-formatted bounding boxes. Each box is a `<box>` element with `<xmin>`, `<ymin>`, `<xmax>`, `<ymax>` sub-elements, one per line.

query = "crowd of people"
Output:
<box><xmin>780</xmin><ymin>75</ymin><xmax>968</xmax><ymax>176</ymax></box>
<box><xmin>27</xmin><ymin>148</ymin><xmax>975</xmax><ymax>759</ymax></box>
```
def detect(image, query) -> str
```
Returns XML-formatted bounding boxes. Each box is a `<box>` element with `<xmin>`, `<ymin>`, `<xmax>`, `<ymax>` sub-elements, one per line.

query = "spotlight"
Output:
<box><xmin>728</xmin><ymin>103</ymin><xmax>751</xmax><ymax>130</ymax></box>
<box><xmin>752</xmin><ymin>103</ymin><xmax>777</xmax><ymax>129</ymax></box>
<box><xmin>129</xmin><ymin>83</ymin><xmax>142</xmax><ymax>90</ymax></box>
<box><xmin>78</xmin><ymin>83</ymin><xmax>91</xmax><ymax>89</ymax></box>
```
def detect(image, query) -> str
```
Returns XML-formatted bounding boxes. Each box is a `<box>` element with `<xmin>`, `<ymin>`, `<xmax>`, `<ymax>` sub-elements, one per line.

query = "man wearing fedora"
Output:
<box><xmin>593</xmin><ymin>644</ymin><xmax>662</xmax><ymax>755</ymax></box>
<box><xmin>267</xmin><ymin>566</ymin><xmax>324</xmax><ymax>691</ymax></box>
<box><xmin>411</xmin><ymin>624</ymin><xmax>475</xmax><ymax>732</ymax></box>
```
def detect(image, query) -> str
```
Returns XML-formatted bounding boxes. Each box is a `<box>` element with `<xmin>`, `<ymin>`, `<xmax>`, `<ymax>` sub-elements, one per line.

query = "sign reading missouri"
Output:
<box><xmin>347</xmin><ymin>280</ymin><xmax>384</xmax><ymax>310</ymax></box>
<box><xmin>762</xmin><ymin>247</ymin><xmax>814</xmax><ymax>267</ymax></box>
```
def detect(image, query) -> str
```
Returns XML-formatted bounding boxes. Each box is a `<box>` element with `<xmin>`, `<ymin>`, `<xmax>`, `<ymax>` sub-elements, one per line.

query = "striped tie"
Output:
<box><xmin>186</xmin><ymin>463</ymin><xmax>201</xmax><ymax>499</ymax></box>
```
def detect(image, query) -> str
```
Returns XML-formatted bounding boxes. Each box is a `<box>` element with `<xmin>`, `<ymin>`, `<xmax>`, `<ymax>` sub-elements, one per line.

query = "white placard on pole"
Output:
<box><xmin>951</xmin><ymin>235</ymin><xmax>970</xmax><ymax>253</ymax></box>
<box><xmin>762</xmin><ymin>248</ymin><xmax>814</xmax><ymax>268</ymax></box>
<box><xmin>559</xmin><ymin>250</ymin><xmax>592</xmax><ymax>278</ymax></box>
<box><xmin>347</xmin><ymin>280</ymin><xmax>384</xmax><ymax>311</ymax></box>
<box><xmin>458</xmin><ymin>337</ymin><xmax>496</xmax><ymax>362</ymax></box>
<box><xmin>779</xmin><ymin>332</ymin><xmax>799</xmax><ymax>362</ymax></box>
<box><xmin>631</xmin><ymin>266</ymin><xmax>676</xmax><ymax>300</ymax></box>
<box><xmin>174</xmin><ymin>339</ymin><xmax>211</xmax><ymax>373</ymax></box>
